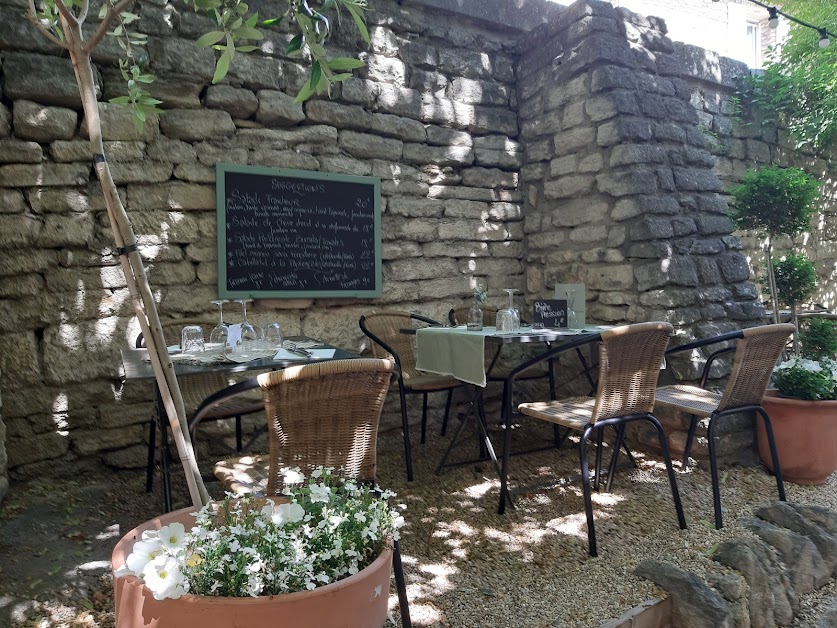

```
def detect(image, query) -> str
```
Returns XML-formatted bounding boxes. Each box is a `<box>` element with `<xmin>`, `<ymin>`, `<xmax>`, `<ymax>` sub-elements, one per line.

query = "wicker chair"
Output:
<box><xmin>359</xmin><ymin>311</ymin><xmax>464</xmax><ymax>481</ymax></box>
<box><xmin>516</xmin><ymin>322</ymin><xmax>686</xmax><ymax>557</ymax></box>
<box><xmin>656</xmin><ymin>323</ymin><xmax>794</xmax><ymax>529</ymax></box>
<box><xmin>138</xmin><ymin>319</ymin><xmax>264</xmax><ymax>493</ymax></box>
<box><xmin>212</xmin><ymin>358</ymin><xmax>411</xmax><ymax>628</ymax></box>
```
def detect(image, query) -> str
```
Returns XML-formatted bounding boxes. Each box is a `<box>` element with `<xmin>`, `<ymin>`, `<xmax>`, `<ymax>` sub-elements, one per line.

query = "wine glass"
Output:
<box><xmin>209</xmin><ymin>299</ymin><xmax>228</xmax><ymax>349</ymax></box>
<box><xmin>262</xmin><ymin>322</ymin><xmax>283</xmax><ymax>350</ymax></box>
<box><xmin>565</xmin><ymin>290</ymin><xmax>578</xmax><ymax>329</ymax></box>
<box><xmin>502</xmin><ymin>288</ymin><xmax>521</xmax><ymax>331</ymax></box>
<box><xmin>235</xmin><ymin>299</ymin><xmax>258</xmax><ymax>352</ymax></box>
<box><xmin>181</xmin><ymin>325</ymin><xmax>205</xmax><ymax>354</ymax></box>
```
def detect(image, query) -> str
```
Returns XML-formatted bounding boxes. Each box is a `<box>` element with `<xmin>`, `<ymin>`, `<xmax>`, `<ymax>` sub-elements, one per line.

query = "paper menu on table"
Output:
<box><xmin>273</xmin><ymin>348</ymin><xmax>336</xmax><ymax>360</ymax></box>
<box><xmin>226</xmin><ymin>323</ymin><xmax>242</xmax><ymax>349</ymax></box>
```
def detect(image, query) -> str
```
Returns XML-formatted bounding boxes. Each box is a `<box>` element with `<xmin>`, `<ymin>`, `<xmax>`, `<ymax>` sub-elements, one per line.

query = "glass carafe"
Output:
<box><xmin>466</xmin><ymin>297</ymin><xmax>484</xmax><ymax>331</ymax></box>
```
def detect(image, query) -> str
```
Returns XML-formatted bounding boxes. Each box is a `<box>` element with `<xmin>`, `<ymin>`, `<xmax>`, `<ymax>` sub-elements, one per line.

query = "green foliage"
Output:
<box><xmin>728</xmin><ymin>166</ymin><xmax>821</xmax><ymax>239</ymax></box>
<box><xmin>800</xmin><ymin>318</ymin><xmax>837</xmax><ymax>360</ymax></box>
<box><xmin>747</xmin><ymin>0</ymin><xmax>837</xmax><ymax>149</ymax></box>
<box><xmin>772</xmin><ymin>252</ymin><xmax>817</xmax><ymax>307</ymax></box>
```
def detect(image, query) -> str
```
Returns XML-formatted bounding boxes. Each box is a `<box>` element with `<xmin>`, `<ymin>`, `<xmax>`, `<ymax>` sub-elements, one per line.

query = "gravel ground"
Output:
<box><xmin>1</xmin><ymin>415</ymin><xmax>836</xmax><ymax>627</ymax></box>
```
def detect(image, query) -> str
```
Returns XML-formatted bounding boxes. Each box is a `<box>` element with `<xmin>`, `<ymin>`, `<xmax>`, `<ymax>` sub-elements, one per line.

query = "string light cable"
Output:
<box><xmin>712</xmin><ymin>0</ymin><xmax>835</xmax><ymax>48</ymax></box>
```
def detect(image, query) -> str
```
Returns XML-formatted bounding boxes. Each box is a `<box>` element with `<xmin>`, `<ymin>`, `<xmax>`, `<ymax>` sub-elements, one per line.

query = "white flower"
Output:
<box><xmin>159</xmin><ymin>522</ymin><xmax>186</xmax><ymax>550</ymax></box>
<box><xmin>282</xmin><ymin>468</ymin><xmax>305</xmax><ymax>485</ymax></box>
<box><xmin>125</xmin><ymin>538</ymin><xmax>164</xmax><ymax>576</ymax></box>
<box><xmin>271</xmin><ymin>502</ymin><xmax>305</xmax><ymax>527</ymax></box>
<box><xmin>309</xmin><ymin>483</ymin><xmax>331</xmax><ymax>504</ymax></box>
<box><xmin>142</xmin><ymin>555</ymin><xmax>186</xmax><ymax>600</ymax></box>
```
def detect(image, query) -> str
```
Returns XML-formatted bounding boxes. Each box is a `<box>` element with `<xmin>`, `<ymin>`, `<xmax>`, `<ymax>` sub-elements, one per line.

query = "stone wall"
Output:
<box><xmin>0</xmin><ymin>0</ymin><xmax>835</xmax><ymax>483</ymax></box>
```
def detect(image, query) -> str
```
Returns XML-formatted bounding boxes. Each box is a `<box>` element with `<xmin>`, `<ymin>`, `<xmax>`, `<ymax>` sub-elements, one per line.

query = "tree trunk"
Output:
<box><xmin>60</xmin><ymin>16</ymin><xmax>209</xmax><ymax>508</ymax></box>
<box><xmin>766</xmin><ymin>237</ymin><xmax>781</xmax><ymax>325</ymax></box>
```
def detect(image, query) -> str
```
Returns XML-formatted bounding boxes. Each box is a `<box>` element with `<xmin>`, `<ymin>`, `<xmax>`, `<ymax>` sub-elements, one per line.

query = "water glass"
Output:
<box><xmin>496</xmin><ymin>309</ymin><xmax>515</xmax><ymax>333</ymax></box>
<box><xmin>181</xmin><ymin>325</ymin><xmax>205</xmax><ymax>354</ymax></box>
<box><xmin>263</xmin><ymin>322</ymin><xmax>283</xmax><ymax>349</ymax></box>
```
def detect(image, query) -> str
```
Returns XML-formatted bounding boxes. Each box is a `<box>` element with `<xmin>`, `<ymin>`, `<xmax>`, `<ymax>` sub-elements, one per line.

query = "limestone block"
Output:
<box><xmin>146</xmin><ymin>137</ymin><xmax>197</xmax><ymax>164</ymax></box>
<box><xmin>426</xmin><ymin>126</ymin><xmax>473</xmax><ymax>147</ymax></box>
<box><xmin>13</xmin><ymin>100</ymin><xmax>77</xmax><ymax>143</ymax></box>
<box><xmin>469</xmin><ymin>106</ymin><xmax>518</xmax><ymax>136</ymax></box>
<box><xmin>51</xmin><ymin>140</ymin><xmax>143</xmax><ymax>163</ymax></box>
<box><xmin>0</xmin><ymin>163</ymin><xmax>89</xmax><ymax>188</ymax></box>
<box><xmin>72</xmin><ymin>424</ymin><xmax>145</xmax><ymax>456</ymax></box>
<box><xmin>388</xmin><ymin>197</ymin><xmax>444</xmax><ymax>217</ymax></box>
<box><xmin>675</xmin><ymin>238</ymin><xmax>723</xmax><ymax>255</ymax></box>
<box><xmin>205</xmin><ymin>85</ymin><xmax>259</xmax><ymax>118</ymax></box>
<box><xmin>672</xmin><ymin>167</ymin><xmax>723</xmax><ymax>192</ymax></box>
<box><xmin>306</xmin><ymin>100</ymin><xmax>371</xmax><ymax>131</ymax></box>
<box><xmin>381</xmin><ymin>216</ymin><xmax>437</xmax><ymax>242</ymax></box>
<box><xmin>427</xmin><ymin>184</ymin><xmax>520</xmax><ymax>203</ymax></box>
<box><xmin>109</xmin><ymin>161</ymin><xmax>173</xmax><ymax>185</ymax></box>
<box><xmin>551</xmin><ymin>198</ymin><xmax>608</xmax><ymax>226</ymax></box>
<box><xmin>610</xmin><ymin>144</ymin><xmax>667</xmax><ymax>167</ymax></box>
<box><xmin>174</xmin><ymin>164</ymin><xmax>215</xmax><ymax>183</ymax></box>
<box><xmin>381</xmin><ymin>180</ymin><xmax>430</xmax><ymax>197</ymax></box>
<box><xmin>81</xmin><ymin>102</ymin><xmax>159</xmax><ymax>142</ymax></box>
<box><xmin>196</xmin><ymin>262</ymin><xmax>216</xmax><ymax>285</ymax></box>
<box><xmin>596</xmin><ymin>169</ymin><xmax>657</xmax><ymax>197</ymax></box>
<box><xmin>7</xmin><ymin>432</ymin><xmax>70</xmax><ymax>468</ymax></box>
<box><xmin>148</xmin><ymin>36</ymin><xmax>215</xmax><ymax>82</ymax></box>
<box><xmin>254</xmin><ymin>90</ymin><xmax>305</xmax><ymax>126</ymax></box>
<box><xmin>0</xmin><ymin>189</ymin><xmax>27</xmax><ymax>214</ymax></box>
<box><xmin>403</xmin><ymin>143</ymin><xmax>470</xmax><ymax>166</ymax></box>
<box><xmin>486</xmin><ymin>202</ymin><xmax>521</xmax><ymax>221</ymax></box>
<box><xmin>461</xmin><ymin>168</ymin><xmax>518</xmax><ymax>189</ymax></box>
<box><xmin>386</xmin><ymin>258</ymin><xmax>458</xmax><ymax>281</ymax></box>
<box><xmin>318</xmin><ymin>155</ymin><xmax>372</xmax><ymax>176</ymax></box>
<box><xmin>249</xmin><ymin>150</ymin><xmax>320</xmax><ymax>171</ymax></box>
<box><xmin>382</xmin><ymin>241</ymin><xmax>422</xmax><ymax>260</ymax></box>
<box><xmin>450</xmin><ymin>77</ymin><xmax>509</xmax><ymax>107</ymax></box>
<box><xmin>544</xmin><ymin>175</ymin><xmax>595</xmax><ymax>199</ymax></box>
<box><xmin>4</xmin><ymin>53</ymin><xmax>98</xmax><ymax>108</ymax></box>
<box><xmin>28</xmin><ymin>184</ymin><xmax>123</xmax><ymax>213</ymax></box>
<box><xmin>144</xmin><ymin>79</ymin><xmax>204</xmax><ymax>110</ymax></box>
<box><xmin>195</xmin><ymin>142</ymin><xmax>247</xmax><ymax>166</ymax></box>
<box><xmin>568</xmin><ymin>224</ymin><xmax>607</xmax><ymax>243</ymax></box>
<box><xmin>438</xmin><ymin>219</ymin><xmax>511</xmax><ymax>241</ymax></box>
<box><xmin>475</xmin><ymin>147</ymin><xmax>521</xmax><ymax>169</ymax></box>
<box><xmin>0</xmin><ymin>139</ymin><xmax>43</xmax><ymax>163</ymax></box>
<box><xmin>631</xmin><ymin>217</ymin><xmax>674</xmax><ymax>241</ymax></box>
<box><xmin>586</xmin><ymin>264</ymin><xmax>633</xmax><ymax>291</ymax></box>
<box><xmin>442</xmin><ymin>199</ymin><xmax>487</xmax><ymax>219</ymax></box>
<box><xmin>0</xmin><ymin>214</ymin><xmax>40</xmax><ymax>248</ymax></box>
<box><xmin>161</xmin><ymin>109</ymin><xmax>235</xmax><ymax>141</ymax></box>
<box><xmin>0</xmin><ymin>250</ymin><xmax>56</xmax><ymax>277</ymax></box>
<box><xmin>128</xmin><ymin>182</ymin><xmax>214</xmax><ymax>211</ymax></box>
<box><xmin>417</xmin><ymin>164</ymin><xmax>458</xmax><ymax>185</ymax></box>
<box><xmin>423</xmin><ymin>241</ymin><xmax>489</xmax><ymax>258</ymax></box>
<box><xmin>0</xmin><ymin>332</ymin><xmax>40</xmax><ymax>386</ymax></box>
<box><xmin>636</xmin><ymin>257</ymin><xmax>699</xmax><ymax>291</ymax></box>
<box><xmin>550</xmin><ymin>155</ymin><xmax>578</xmax><ymax>177</ymax></box>
<box><xmin>364</xmin><ymin>54</ymin><xmax>407</xmax><ymax>86</ymax></box>
<box><xmin>398</xmin><ymin>37</ymin><xmax>438</xmax><ymax>68</ymax></box>
<box><xmin>370</xmin><ymin>113</ymin><xmax>426</xmax><ymax>143</ymax></box>
<box><xmin>597</xmin><ymin>118</ymin><xmax>652</xmax><ymax>146</ymax></box>
<box><xmin>553</xmin><ymin>127</ymin><xmax>595</xmax><ymax>157</ymax></box>
<box><xmin>409</xmin><ymin>69</ymin><xmax>448</xmax><ymax>94</ymax></box>
<box><xmin>0</xmin><ymin>103</ymin><xmax>11</xmax><ymax>138</ymax></box>
<box><xmin>717</xmin><ymin>252</ymin><xmax>751</xmax><ymax>283</ymax></box>
<box><xmin>654</xmin><ymin>122</ymin><xmax>687</xmax><ymax>143</ymax></box>
<box><xmin>158</xmin><ymin>283</ymin><xmax>219</xmax><ymax>314</ymax></box>
<box><xmin>37</xmin><ymin>213</ymin><xmax>95</xmax><ymax>248</ymax></box>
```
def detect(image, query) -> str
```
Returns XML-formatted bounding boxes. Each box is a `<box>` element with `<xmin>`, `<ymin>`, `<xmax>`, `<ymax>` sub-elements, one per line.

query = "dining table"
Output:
<box><xmin>121</xmin><ymin>336</ymin><xmax>359</xmax><ymax>512</ymax></box>
<box><xmin>414</xmin><ymin>325</ymin><xmax>610</xmax><ymax>512</ymax></box>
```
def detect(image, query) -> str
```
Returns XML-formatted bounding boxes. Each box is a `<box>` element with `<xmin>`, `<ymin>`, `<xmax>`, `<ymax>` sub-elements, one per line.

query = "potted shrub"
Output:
<box><xmin>757</xmin><ymin>318</ymin><xmax>837</xmax><ymax>484</ymax></box>
<box><xmin>112</xmin><ymin>468</ymin><xmax>405</xmax><ymax>627</ymax></box>
<box><xmin>728</xmin><ymin>166</ymin><xmax>821</xmax><ymax>323</ymax></box>
<box><xmin>773</xmin><ymin>251</ymin><xmax>818</xmax><ymax>351</ymax></box>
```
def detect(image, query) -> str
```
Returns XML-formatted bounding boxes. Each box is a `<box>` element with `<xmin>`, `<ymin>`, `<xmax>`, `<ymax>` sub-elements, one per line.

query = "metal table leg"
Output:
<box><xmin>155</xmin><ymin>384</ymin><xmax>173</xmax><ymax>513</ymax></box>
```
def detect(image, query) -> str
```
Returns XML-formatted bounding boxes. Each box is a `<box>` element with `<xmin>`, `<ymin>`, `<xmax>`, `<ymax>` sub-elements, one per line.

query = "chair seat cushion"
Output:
<box><xmin>213</xmin><ymin>455</ymin><xmax>269</xmax><ymax>495</ymax></box>
<box><xmin>404</xmin><ymin>373</ymin><xmax>463</xmax><ymax>391</ymax></box>
<box><xmin>655</xmin><ymin>385</ymin><xmax>721</xmax><ymax>417</ymax></box>
<box><xmin>518</xmin><ymin>396</ymin><xmax>595</xmax><ymax>429</ymax></box>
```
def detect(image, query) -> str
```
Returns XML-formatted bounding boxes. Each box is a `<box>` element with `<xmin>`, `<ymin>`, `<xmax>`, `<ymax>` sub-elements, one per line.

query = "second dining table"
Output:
<box><xmin>414</xmin><ymin>325</ymin><xmax>609</xmax><ymax>512</ymax></box>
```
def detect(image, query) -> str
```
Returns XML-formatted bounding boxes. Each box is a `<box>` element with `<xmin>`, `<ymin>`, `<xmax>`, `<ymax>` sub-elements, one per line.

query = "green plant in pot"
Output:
<box><xmin>728</xmin><ymin>166</ymin><xmax>822</xmax><ymax>324</ymax></box>
<box><xmin>773</xmin><ymin>251</ymin><xmax>818</xmax><ymax>352</ymax></box>
<box><xmin>758</xmin><ymin>318</ymin><xmax>837</xmax><ymax>484</ymax></box>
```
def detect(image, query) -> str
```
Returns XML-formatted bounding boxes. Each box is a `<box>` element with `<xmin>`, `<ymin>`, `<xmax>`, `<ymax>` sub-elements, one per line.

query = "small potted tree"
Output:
<box><xmin>728</xmin><ymin>166</ymin><xmax>822</xmax><ymax>323</ymax></box>
<box><xmin>773</xmin><ymin>251</ymin><xmax>818</xmax><ymax>351</ymax></box>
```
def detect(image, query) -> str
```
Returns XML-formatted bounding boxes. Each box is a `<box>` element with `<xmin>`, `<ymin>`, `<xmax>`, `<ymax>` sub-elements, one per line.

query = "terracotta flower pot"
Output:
<box><xmin>112</xmin><ymin>506</ymin><xmax>393</xmax><ymax>628</ymax></box>
<box><xmin>757</xmin><ymin>390</ymin><xmax>837</xmax><ymax>485</ymax></box>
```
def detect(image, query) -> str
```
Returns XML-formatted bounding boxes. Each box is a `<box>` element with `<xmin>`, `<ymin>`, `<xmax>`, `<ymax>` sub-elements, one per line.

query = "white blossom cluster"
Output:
<box><xmin>773</xmin><ymin>356</ymin><xmax>837</xmax><ymax>400</ymax></box>
<box><xmin>116</xmin><ymin>467</ymin><xmax>405</xmax><ymax>600</ymax></box>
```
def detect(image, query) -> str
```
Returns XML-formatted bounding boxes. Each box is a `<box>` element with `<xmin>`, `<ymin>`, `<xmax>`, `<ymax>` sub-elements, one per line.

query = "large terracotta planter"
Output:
<box><xmin>757</xmin><ymin>390</ymin><xmax>837</xmax><ymax>485</ymax></box>
<box><xmin>112</xmin><ymin>506</ymin><xmax>393</xmax><ymax>628</ymax></box>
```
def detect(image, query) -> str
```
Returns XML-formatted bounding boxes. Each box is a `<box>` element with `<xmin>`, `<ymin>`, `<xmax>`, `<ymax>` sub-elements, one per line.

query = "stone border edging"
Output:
<box><xmin>599</xmin><ymin>597</ymin><xmax>672</xmax><ymax>628</ymax></box>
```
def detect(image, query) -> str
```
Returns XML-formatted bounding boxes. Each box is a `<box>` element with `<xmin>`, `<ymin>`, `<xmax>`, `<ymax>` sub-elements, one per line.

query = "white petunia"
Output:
<box><xmin>271</xmin><ymin>502</ymin><xmax>305</xmax><ymax>527</ymax></box>
<box><xmin>159</xmin><ymin>522</ymin><xmax>186</xmax><ymax>550</ymax></box>
<box><xmin>125</xmin><ymin>538</ymin><xmax>164</xmax><ymax>576</ymax></box>
<box><xmin>142</xmin><ymin>555</ymin><xmax>187</xmax><ymax>600</ymax></box>
<box><xmin>282</xmin><ymin>468</ymin><xmax>305</xmax><ymax>485</ymax></box>
<box><xmin>309</xmin><ymin>483</ymin><xmax>331</xmax><ymax>503</ymax></box>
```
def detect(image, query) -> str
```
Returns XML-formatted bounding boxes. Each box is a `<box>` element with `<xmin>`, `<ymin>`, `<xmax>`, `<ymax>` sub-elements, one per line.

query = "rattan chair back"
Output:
<box><xmin>360</xmin><ymin>311</ymin><xmax>434</xmax><ymax>384</ymax></box>
<box><xmin>717</xmin><ymin>323</ymin><xmax>795</xmax><ymax>412</ymax></box>
<box><xmin>449</xmin><ymin>305</ymin><xmax>499</xmax><ymax>327</ymax></box>
<box><xmin>592</xmin><ymin>322</ymin><xmax>673</xmax><ymax>422</ymax></box>
<box><xmin>258</xmin><ymin>358</ymin><xmax>394</xmax><ymax>494</ymax></box>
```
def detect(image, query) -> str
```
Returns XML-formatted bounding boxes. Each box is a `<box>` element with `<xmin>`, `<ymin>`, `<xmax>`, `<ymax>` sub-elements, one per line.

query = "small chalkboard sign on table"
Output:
<box><xmin>533</xmin><ymin>299</ymin><xmax>568</xmax><ymax>328</ymax></box>
<box><xmin>216</xmin><ymin>163</ymin><xmax>382</xmax><ymax>298</ymax></box>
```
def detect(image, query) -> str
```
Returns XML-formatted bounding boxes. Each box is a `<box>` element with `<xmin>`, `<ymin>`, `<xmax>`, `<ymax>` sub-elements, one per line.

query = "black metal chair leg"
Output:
<box><xmin>707</xmin><ymin>414</ymin><xmax>723</xmax><ymax>529</ymax></box>
<box><xmin>755</xmin><ymin>407</ymin><xmax>786</xmax><ymax>502</ymax></box>
<box><xmin>398</xmin><ymin>385</ymin><xmax>414</xmax><ymax>482</ymax></box>
<box><xmin>420</xmin><ymin>393</ymin><xmax>428</xmax><ymax>445</ymax></box>
<box><xmin>477</xmin><ymin>394</ymin><xmax>488</xmax><ymax>460</ymax></box>
<box><xmin>392</xmin><ymin>540</ymin><xmax>412</xmax><ymax>628</ymax></box>
<box><xmin>145</xmin><ymin>416</ymin><xmax>157</xmax><ymax>493</ymax></box>
<box><xmin>604</xmin><ymin>425</ymin><xmax>625</xmax><ymax>493</ymax></box>
<box><xmin>159</xmin><ymin>412</ymin><xmax>173</xmax><ymax>514</ymax></box>
<box><xmin>646</xmin><ymin>414</ymin><xmax>687</xmax><ymax>530</ymax></box>
<box><xmin>547</xmin><ymin>357</ymin><xmax>556</xmax><ymax>400</ymax></box>
<box><xmin>235</xmin><ymin>415</ymin><xmax>243</xmax><ymax>451</ymax></box>
<box><xmin>682</xmin><ymin>414</ymin><xmax>698</xmax><ymax>470</ymax></box>
<box><xmin>440</xmin><ymin>388</ymin><xmax>453</xmax><ymax>436</ymax></box>
<box><xmin>593</xmin><ymin>428</ymin><xmax>604</xmax><ymax>492</ymax></box>
<box><xmin>579</xmin><ymin>426</ymin><xmax>597</xmax><ymax>557</ymax></box>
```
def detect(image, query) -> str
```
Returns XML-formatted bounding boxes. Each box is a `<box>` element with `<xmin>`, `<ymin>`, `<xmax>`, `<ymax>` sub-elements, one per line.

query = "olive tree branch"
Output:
<box><xmin>26</xmin><ymin>0</ymin><xmax>72</xmax><ymax>50</ymax></box>
<box><xmin>84</xmin><ymin>0</ymin><xmax>136</xmax><ymax>53</ymax></box>
<box><xmin>52</xmin><ymin>0</ymin><xmax>80</xmax><ymax>28</ymax></box>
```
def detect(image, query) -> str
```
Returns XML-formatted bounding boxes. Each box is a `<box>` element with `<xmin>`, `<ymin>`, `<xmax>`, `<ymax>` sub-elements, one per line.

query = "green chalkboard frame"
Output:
<box><xmin>216</xmin><ymin>163</ymin><xmax>382</xmax><ymax>299</ymax></box>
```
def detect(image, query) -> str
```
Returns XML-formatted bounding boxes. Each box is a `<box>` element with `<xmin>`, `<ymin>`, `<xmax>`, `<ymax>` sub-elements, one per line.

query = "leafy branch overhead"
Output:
<box><xmin>27</xmin><ymin>0</ymin><xmax>370</xmax><ymax>130</ymax></box>
<box><xmin>193</xmin><ymin>0</ymin><xmax>370</xmax><ymax>102</ymax></box>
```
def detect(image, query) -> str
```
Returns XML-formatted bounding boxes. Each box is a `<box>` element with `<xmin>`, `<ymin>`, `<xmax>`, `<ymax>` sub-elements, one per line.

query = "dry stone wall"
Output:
<box><xmin>0</xmin><ymin>0</ymin><xmax>527</xmax><ymax>480</ymax></box>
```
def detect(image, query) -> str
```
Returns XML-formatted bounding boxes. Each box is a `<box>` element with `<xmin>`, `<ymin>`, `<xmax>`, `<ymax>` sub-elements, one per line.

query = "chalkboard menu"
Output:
<box><xmin>533</xmin><ymin>299</ymin><xmax>568</xmax><ymax>328</ymax></box>
<box><xmin>216</xmin><ymin>164</ymin><xmax>381</xmax><ymax>298</ymax></box>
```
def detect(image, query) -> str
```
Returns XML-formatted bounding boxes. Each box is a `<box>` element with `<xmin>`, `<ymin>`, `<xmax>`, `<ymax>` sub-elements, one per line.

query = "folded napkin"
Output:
<box><xmin>273</xmin><ymin>348</ymin><xmax>336</xmax><ymax>360</ymax></box>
